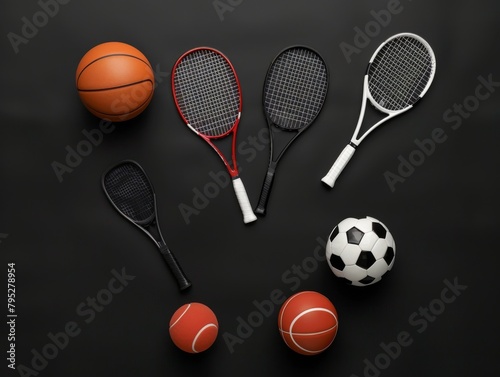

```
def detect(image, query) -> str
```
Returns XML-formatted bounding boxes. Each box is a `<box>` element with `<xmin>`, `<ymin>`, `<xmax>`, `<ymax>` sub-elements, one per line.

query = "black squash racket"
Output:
<box><xmin>172</xmin><ymin>47</ymin><xmax>257</xmax><ymax>224</ymax></box>
<box><xmin>322</xmin><ymin>33</ymin><xmax>436</xmax><ymax>187</ymax></box>
<box><xmin>255</xmin><ymin>46</ymin><xmax>329</xmax><ymax>215</ymax></box>
<box><xmin>102</xmin><ymin>160</ymin><xmax>191</xmax><ymax>291</ymax></box>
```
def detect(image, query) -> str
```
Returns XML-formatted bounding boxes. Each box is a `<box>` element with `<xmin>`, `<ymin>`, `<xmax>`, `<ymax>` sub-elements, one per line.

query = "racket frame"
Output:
<box><xmin>264</xmin><ymin>45</ymin><xmax>329</xmax><ymax>155</ymax></box>
<box><xmin>172</xmin><ymin>47</ymin><xmax>243</xmax><ymax>178</ymax></box>
<box><xmin>102</xmin><ymin>160</ymin><xmax>191</xmax><ymax>290</ymax></box>
<box><xmin>171</xmin><ymin>47</ymin><xmax>256</xmax><ymax>224</ymax></box>
<box><xmin>322</xmin><ymin>33</ymin><xmax>436</xmax><ymax>187</ymax></box>
<box><xmin>255</xmin><ymin>45</ymin><xmax>329</xmax><ymax>215</ymax></box>
<box><xmin>353</xmin><ymin>33</ymin><xmax>436</xmax><ymax>145</ymax></box>
<box><xmin>102</xmin><ymin>160</ymin><xmax>163</xmax><ymax>245</ymax></box>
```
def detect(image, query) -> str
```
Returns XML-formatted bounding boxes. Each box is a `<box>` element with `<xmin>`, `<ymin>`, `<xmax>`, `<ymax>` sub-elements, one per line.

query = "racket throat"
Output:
<box><xmin>269</xmin><ymin>127</ymin><xmax>299</xmax><ymax>162</ymax></box>
<box><xmin>353</xmin><ymin>103</ymin><xmax>391</xmax><ymax>144</ymax></box>
<box><xmin>144</xmin><ymin>220</ymin><xmax>164</xmax><ymax>246</ymax></box>
<box><xmin>207</xmin><ymin>134</ymin><xmax>240</xmax><ymax>177</ymax></box>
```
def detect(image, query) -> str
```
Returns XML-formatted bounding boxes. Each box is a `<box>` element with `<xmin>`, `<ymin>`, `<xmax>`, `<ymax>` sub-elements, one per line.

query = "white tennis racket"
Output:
<box><xmin>322</xmin><ymin>33</ymin><xmax>436</xmax><ymax>188</ymax></box>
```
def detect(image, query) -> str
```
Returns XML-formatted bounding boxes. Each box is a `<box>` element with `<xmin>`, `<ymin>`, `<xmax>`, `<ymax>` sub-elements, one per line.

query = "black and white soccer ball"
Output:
<box><xmin>326</xmin><ymin>216</ymin><xmax>395</xmax><ymax>286</ymax></box>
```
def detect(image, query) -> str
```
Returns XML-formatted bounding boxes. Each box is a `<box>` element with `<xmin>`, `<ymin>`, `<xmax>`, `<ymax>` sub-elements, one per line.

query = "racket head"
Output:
<box><xmin>171</xmin><ymin>47</ymin><xmax>242</xmax><ymax>139</ymax></box>
<box><xmin>102</xmin><ymin>160</ymin><xmax>157</xmax><ymax>226</ymax></box>
<box><xmin>366</xmin><ymin>33</ymin><xmax>436</xmax><ymax>114</ymax></box>
<box><xmin>263</xmin><ymin>46</ymin><xmax>329</xmax><ymax>131</ymax></box>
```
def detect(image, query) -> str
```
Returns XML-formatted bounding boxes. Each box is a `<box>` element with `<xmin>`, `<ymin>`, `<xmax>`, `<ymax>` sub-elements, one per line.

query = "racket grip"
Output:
<box><xmin>255</xmin><ymin>168</ymin><xmax>276</xmax><ymax>216</ymax></box>
<box><xmin>159</xmin><ymin>245</ymin><xmax>192</xmax><ymax>291</ymax></box>
<box><xmin>321</xmin><ymin>144</ymin><xmax>356</xmax><ymax>188</ymax></box>
<box><xmin>232</xmin><ymin>177</ymin><xmax>257</xmax><ymax>224</ymax></box>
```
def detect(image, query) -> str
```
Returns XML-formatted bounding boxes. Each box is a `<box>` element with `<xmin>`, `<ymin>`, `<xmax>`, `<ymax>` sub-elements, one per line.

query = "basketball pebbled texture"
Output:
<box><xmin>278</xmin><ymin>291</ymin><xmax>338</xmax><ymax>355</ymax></box>
<box><xmin>76</xmin><ymin>42</ymin><xmax>154</xmax><ymax>122</ymax></box>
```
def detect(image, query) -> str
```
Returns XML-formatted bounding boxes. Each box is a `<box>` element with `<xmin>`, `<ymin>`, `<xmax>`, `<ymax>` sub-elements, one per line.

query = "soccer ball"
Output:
<box><xmin>326</xmin><ymin>216</ymin><xmax>395</xmax><ymax>286</ymax></box>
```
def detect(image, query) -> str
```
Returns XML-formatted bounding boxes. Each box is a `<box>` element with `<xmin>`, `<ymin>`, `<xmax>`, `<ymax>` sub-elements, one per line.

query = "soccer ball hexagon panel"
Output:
<box><xmin>326</xmin><ymin>216</ymin><xmax>396</xmax><ymax>286</ymax></box>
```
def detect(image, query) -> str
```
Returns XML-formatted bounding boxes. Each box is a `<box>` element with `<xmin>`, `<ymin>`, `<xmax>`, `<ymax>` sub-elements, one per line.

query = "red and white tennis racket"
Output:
<box><xmin>322</xmin><ymin>33</ymin><xmax>436</xmax><ymax>188</ymax></box>
<box><xmin>172</xmin><ymin>47</ymin><xmax>257</xmax><ymax>224</ymax></box>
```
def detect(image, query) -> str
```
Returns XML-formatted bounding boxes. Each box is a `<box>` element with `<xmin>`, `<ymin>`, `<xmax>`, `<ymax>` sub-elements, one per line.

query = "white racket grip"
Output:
<box><xmin>232</xmin><ymin>178</ymin><xmax>257</xmax><ymax>224</ymax></box>
<box><xmin>321</xmin><ymin>144</ymin><xmax>356</xmax><ymax>188</ymax></box>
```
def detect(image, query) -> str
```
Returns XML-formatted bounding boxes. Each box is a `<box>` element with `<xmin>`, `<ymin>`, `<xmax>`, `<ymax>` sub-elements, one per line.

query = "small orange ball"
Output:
<box><xmin>278</xmin><ymin>291</ymin><xmax>339</xmax><ymax>355</ymax></box>
<box><xmin>76</xmin><ymin>42</ymin><xmax>155</xmax><ymax>122</ymax></box>
<box><xmin>169</xmin><ymin>303</ymin><xmax>218</xmax><ymax>353</ymax></box>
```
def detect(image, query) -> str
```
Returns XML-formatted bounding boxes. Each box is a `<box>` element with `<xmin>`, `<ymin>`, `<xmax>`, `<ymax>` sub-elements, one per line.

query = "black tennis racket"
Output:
<box><xmin>322</xmin><ymin>33</ymin><xmax>436</xmax><ymax>187</ymax></box>
<box><xmin>102</xmin><ymin>160</ymin><xmax>191</xmax><ymax>291</ymax></box>
<box><xmin>172</xmin><ymin>47</ymin><xmax>257</xmax><ymax>224</ymax></box>
<box><xmin>255</xmin><ymin>46</ymin><xmax>329</xmax><ymax>215</ymax></box>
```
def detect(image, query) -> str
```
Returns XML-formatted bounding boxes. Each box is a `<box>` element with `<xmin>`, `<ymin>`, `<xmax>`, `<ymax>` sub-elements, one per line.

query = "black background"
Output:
<box><xmin>1</xmin><ymin>0</ymin><xmax>499</xmax><ymax>376</ymax></box>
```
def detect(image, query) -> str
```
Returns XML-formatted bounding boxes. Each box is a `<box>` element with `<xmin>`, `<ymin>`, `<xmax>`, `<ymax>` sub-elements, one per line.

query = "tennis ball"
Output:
<box><xmin>278</xmin><ymin>291</ymin><xmax>338</xmax><ymax>355</ymax></box>
<box><xmin>76</xmin><ymin>42</ymin><xmax>154</xmax><ymax>122</ymax></box>
<box><xmin>169</xmin><ymin>303</ymin><xmax>218</xmax><ymax>353</ymax></box>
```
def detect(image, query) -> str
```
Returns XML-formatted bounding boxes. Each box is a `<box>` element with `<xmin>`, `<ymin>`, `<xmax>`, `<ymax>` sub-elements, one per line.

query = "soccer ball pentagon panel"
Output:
<box><xmin>326</xmin><ymin>217</ymin><xmax>395</xmax><ymax>286</ymax></box>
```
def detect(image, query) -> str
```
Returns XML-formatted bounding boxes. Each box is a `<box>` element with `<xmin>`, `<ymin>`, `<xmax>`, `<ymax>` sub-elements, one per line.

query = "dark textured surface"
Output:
<box><xmin>1</xmin><ymin>1</ymin><xmax>499</xmax><ymax>376</ymax></box>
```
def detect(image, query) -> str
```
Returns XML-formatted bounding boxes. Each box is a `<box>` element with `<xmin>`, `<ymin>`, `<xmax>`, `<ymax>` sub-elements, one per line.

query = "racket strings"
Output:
<box><xmin>103</xmin><ymin>163</ymin><xmax>155</xmax><ymax>222</ymax></box>
<box><xmin>173</xmin><ymin>50</ymin><xmax>240</xmax><ymax>137</ymax></box>
<box><xmin>264</xmin><ymin>48</ymin><xmax>328</xmax><ymax>130</ymax></box>
<box><xmin>368</xmin><ymin>36</ymin><xmax>434</xmax><ymax>111</ymax></box>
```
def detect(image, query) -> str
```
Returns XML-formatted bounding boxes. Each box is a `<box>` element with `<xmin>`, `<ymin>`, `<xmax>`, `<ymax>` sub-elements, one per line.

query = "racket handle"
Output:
<box><xmin>255</xmin><ymin>167</ymin><xmax>276</xmax><ymax>216</ymax></box>
<box><xmin>232</xmin><ymin>177</ymin><xmax>257</xmax><ymax>224</ymax></box>
<box><xmin>321</xmin><ymin>144</ymin><xmax>356</xmax><ymax>188</ymax></box>
<box><xmin>159</xmin><ymin>244</ymin><xmax>192</xmax><ymax>291</ymax></box>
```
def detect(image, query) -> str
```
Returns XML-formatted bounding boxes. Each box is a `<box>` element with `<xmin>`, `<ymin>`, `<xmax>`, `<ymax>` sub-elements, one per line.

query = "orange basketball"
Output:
<box><xmin>278</xmin><ymin>291</ymin><xmax>339</xmax><ymax>355</ymax></box>
<box><xmin>169</xmin><ymin>303</ymin><xmax>219</xmax><ymax>353</ymax></box>
<box><xmin>76</xmin><ymin>42</ymin><xmax>154</xmax><ymax>122</ymax></box>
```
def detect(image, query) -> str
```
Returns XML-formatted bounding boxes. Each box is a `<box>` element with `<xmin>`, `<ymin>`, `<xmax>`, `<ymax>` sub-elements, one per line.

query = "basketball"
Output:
<box><xmin>278</xmin><ymin>291</ymin><xmax>338</xmax><ymax>355</ymax></box>
<box><xmin>76</xmin><ymin>42</ymin><xmax>155</xmax><ymax>122</ymax></box>
<box><xmin>169</xmin><ymin>303</ymin><xmax>219</xmax><ymax>353</ymax></box>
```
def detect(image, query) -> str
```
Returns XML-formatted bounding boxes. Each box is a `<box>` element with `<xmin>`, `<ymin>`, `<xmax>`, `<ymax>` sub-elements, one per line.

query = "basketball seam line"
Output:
<box><xmin>278</xmin><ymin>291</ymin><xmax>309</xmax><ymax>329</ymax></box>
<box><xmin>279</xmin><ymin>324</ymin><xmax>338</xmax><ymax>336</ymax></box>
<box><xmin>76</xmin><ymin>53</ymin><xmax>152</xmax><ymax>83</ymax></box>
<box><xmin>289</xmin><ymin>308</ymin><xmax>338</xmax><ymax>353</ymax></box>
<box><xmin>78</xmin><ymin>79</ymin><xmax>154</xmax><ymax>92</ymax></box>
<box><xmin>81</xmin><ymin>87</ymin><xmax>154</xmax><ymax>117</ymax></box>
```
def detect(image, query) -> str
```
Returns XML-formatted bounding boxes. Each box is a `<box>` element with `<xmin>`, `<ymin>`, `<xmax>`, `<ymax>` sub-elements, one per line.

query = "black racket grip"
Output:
<box><xmin>255</xmin><ymin>168</ymin><xmax>276</xmax><ymax>216</ymax></box>
<box><xmin>159</xmin><ymin>245</ymin><xmax>192</xmax><ymax>291</ymax></box>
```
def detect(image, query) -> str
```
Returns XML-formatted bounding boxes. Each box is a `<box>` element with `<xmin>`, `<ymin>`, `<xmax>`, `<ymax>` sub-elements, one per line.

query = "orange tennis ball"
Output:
<box><xmin>278</xmin><ymin>291</ymin><xmax>339</xmax><ymax>355</ymax></box>
<box><xmin>169</xmin><ymin>303</ymin><xmax>218</xmax><ymax>353</ymax></box>
<box><xmin>76</xmin><ymin>42</ymin><xmax>155</xmax><ymax>122</ymax></box>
